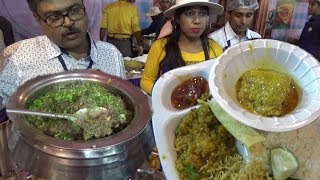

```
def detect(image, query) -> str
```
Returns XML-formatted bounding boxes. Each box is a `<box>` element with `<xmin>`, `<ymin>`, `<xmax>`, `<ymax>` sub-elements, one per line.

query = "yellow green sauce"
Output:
<box><xmin>236</xmin><ymin>69</ymin><xmax>299</xmax><ymax>116</ymax></box>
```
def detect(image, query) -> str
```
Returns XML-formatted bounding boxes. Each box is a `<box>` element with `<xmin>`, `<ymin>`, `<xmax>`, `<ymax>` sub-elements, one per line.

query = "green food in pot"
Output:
<box><xmin>25</xmin><ymin>81</ymin><xmax>130</xmax><ymax>141</ymax></box>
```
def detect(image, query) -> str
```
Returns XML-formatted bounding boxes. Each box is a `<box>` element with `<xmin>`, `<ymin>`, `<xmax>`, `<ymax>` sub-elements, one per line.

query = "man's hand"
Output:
<box><xmin>133</xmin><ymin>45</ymin><xmax>144</xmax><ymax>56</ymax></box>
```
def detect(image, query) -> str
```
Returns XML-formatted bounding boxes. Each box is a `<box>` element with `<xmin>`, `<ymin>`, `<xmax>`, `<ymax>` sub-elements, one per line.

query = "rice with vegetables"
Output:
<box><xmin>175</xmin><ymin>103</ymin><xmax>269</xmax><ymax>179</ymax></box>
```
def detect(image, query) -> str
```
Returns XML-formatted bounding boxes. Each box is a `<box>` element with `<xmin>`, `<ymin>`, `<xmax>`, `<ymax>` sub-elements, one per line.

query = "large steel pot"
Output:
<box><xmin>6</xmin><ymin>70</ymin><xmax>155</xmax><ymax>180</ymax></box>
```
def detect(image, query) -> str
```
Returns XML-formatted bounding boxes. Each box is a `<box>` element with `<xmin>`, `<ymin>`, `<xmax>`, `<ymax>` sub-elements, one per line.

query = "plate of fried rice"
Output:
<box><xmin>152</xmin><ymin>58</ymin><xmax>320</xmax><ymax>179</ymax></box>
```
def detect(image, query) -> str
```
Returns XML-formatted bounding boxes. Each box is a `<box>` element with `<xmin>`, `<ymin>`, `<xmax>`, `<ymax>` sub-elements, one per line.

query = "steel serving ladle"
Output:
<box><xmin>6</xmin><ymin>107</ymin><xmax>108</xmax><ymax>124</ymax></box>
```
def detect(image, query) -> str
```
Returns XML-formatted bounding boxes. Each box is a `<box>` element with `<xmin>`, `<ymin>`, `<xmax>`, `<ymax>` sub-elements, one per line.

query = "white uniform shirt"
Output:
<box><xmin>0</xmin><ymin>34</ymin><xmax>125</xmax><ymax>109</ymax></box>
<box><xmin>209</xmin><ymin>21</ymin><xmax>261</xmax><ymax>50</ymax></box>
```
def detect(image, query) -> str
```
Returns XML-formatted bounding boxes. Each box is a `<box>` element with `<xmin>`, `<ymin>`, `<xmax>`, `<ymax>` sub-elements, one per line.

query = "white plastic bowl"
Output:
<box><xmin>209</xmin><ymin>39</ymin><xmax>320</xmax><ymax>132</ymax></box>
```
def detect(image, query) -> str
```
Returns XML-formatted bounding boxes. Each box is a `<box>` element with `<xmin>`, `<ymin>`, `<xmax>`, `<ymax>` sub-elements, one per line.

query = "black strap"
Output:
<box><xmin>223</xmin><ymin>27</ymin><xmax>257</xmax><ymax>51</ymax></box>
<box><xmin>0</xmin><ymin>108</ymin><xmax>8</xmax><ymax>123</ymax></box>
<box><xmin>224</xmin><ymin>40</ymin><xmax>231</xmax><ymax>51</ymax></box>
<box><xmin>58</xmin><ymin>55</ymin><xmax>93</xmax><ymax>71</ymax></box>
<box><xmin>201</xmin><ymin>39</ymin><xmax>210</xmax><ymax>60</ymax></box>
<box><xmin>58</xmin><ymin>36</ymin><xmax>93</xmax><ymax>71</ymax></box>
<box><xmin>223</xmin><ymin>27</ymin><xmax>231</xmax><ymax>51</ymax></box>
<box><xmin>58</xmin><ymin>55</ymin><xmax>68</xmax><ymax>71</ymax></box>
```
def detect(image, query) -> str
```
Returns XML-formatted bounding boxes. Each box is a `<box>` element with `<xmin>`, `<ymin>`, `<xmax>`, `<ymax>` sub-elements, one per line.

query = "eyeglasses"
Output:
<box><xmin>38</xmin><ymin>6</ymin><xmax>86</xmax><ymax>27</ymax></box>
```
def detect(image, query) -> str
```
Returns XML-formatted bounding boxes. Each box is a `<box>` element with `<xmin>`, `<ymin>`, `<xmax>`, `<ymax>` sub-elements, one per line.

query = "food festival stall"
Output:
<box><xmin>2</xmin><ymin>38</ymin><xmax>320</xmax><ymax>179</ymax></box>
<box><xmin>1</xmin><ymin>0</ymin><xmax>320</xmax><ymax>179</ymax></box>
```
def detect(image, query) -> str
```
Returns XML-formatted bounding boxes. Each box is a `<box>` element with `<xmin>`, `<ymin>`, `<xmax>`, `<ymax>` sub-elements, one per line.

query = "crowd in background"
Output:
<box><xmin>0</xmin><ymin>0</ymin><xmax>319</xmax><ymax>81</ymax></box>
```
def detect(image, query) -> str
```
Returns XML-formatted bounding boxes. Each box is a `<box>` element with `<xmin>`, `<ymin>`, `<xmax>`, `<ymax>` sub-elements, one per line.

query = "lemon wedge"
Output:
<box><xmin>271</xmin><ymin>147</ymin><xmax>298</xmax><ymax>180</ymax></box>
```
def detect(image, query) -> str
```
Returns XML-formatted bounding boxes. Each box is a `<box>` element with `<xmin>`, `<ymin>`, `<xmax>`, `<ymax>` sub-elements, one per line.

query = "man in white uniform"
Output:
<box><xmin>209</xmin><ymin>0</ymin><xmax>261</xmax><ymax>51</ymax></box>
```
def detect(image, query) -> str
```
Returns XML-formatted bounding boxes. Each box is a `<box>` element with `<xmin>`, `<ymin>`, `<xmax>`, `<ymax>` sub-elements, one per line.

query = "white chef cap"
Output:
<box><xmin>226</xmin><ymin>0</ymin><xmax>259</xmax><ymax>11</ymax></box>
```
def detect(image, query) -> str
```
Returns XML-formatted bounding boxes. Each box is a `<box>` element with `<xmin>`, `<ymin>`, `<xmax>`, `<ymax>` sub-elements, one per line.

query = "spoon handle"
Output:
<box><xmin>6</xmin><ymin>108</ymin><xmax>70</xmax><ymax>119</ymax></box>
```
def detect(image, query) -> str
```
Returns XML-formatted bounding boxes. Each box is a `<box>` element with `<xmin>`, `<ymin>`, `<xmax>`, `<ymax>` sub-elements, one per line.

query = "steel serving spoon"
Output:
<box><xmin>6</xmin><ymin>107</ymin><xmax>108</xmax><ymax>124</ymax></box>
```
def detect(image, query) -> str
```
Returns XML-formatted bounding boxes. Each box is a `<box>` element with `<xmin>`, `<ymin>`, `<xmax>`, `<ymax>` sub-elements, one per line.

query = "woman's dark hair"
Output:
<box><xmin>159</xmin><ymin>6</ymin><xmax>211</xmax><ymax>74</ymax></box>
<box><xmin>0</xmin><ymin>16</ymin><xmax>15</xmax><ymax>46</ymax></box>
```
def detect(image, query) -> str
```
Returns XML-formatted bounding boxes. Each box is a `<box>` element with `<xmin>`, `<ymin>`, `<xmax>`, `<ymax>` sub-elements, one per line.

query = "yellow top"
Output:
<box><xmin>140</xmin><ymin>38</ymin><xmax>223</xmax><ymax>95</ymax></box>
<box><xmin>100</xmin><ymin>0</ymin><xmax>141</xmax><ymax>39</ymax></box>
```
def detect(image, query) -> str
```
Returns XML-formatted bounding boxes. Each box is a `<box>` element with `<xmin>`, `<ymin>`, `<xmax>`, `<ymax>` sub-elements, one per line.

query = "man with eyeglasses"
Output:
<box><xmin>0</xmin><ymin>0</ymin><xmax>125</xmax><ymax>122</ymax></box>
<box><xmin>298</xmin><ymin>0</ymin><xmax>320</xmax><ymax>60</ymax></box>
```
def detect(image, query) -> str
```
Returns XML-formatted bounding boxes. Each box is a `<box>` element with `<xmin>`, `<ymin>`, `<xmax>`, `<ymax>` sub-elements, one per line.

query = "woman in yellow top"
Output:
<box><xmin>140</xmin><ymin>0</ymin><xmax>224</xmax><ymax>95</ymax></box>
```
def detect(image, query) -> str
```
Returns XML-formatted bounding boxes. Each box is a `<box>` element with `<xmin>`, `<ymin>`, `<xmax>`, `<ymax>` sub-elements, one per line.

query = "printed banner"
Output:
<box><xmin>273</xmin><ymin>0</ymin><xmax>295</xmax><ymax>29</ymax></box>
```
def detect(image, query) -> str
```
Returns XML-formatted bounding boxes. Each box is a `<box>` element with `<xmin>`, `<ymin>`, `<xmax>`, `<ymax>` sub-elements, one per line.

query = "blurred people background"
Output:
<box><xmin>298</xmin><ymin>0</ymin><xmax>320</xmax><ymax>60</ymax></box>
<box><xmin>142</xmin><ymin>6</ymin><xmax>163</xmax><ymax>36</ymax></box>
<box><xmin>100</xmin><ymin>0</ymin><xmax>142</xmax><ymax>57</ymax></box>
<box><xmin>209</xmin><ymin>0</ymin><xmax>261</xmax><ymax>51</ymax></box>
<box><xmin>157</xmin><ymin>0</ymin><xmax>176</xmax><ymax>38</ymax></box>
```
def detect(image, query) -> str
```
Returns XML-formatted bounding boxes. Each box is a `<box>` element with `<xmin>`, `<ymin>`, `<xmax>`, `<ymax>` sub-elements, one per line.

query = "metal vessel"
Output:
<box><xmin>6</xmin><ymin>70</ymin><xmax>155</xmax><ymax>180</ymax></box>
<box><xmin>142</xmin><ymin>35</ymin><xmax>155</xmax><ymax>51</ymax></box>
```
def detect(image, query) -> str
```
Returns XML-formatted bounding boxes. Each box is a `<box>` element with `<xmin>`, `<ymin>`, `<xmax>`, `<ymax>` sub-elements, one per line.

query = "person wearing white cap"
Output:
<box><xmin>209</xmin><ymin>0</ymin><xmax>261</xmax><ymax>51</ymax></box>
<box><xmin>298</xmin><ymin>0</ymin><xmax>320</xmax><ymax>60</ymax></box>
<box><xmin>142</xmin><ymin>6</ymin><xmax>164</xmax><ymax>36</ymax></box>
<box><xmin>140</xmin><ymin>0</ymin><xmax>224</xmax><ymax>95</ymax></box>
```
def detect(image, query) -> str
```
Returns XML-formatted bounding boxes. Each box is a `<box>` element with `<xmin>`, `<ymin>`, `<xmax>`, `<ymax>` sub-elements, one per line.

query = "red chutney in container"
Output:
<box><xmin>171</xmin><ymin>77</ymin><xmax>209</xmax><ymax>110</ymax></box>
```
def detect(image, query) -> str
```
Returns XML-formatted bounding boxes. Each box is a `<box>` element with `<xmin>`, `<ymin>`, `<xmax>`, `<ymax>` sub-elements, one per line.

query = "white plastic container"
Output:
<box><xmin>209</xmin><ymin>39</ymin><xmax>320</xmax><ymax>132</ymax></box>
<box><xmin>152</xmin><ymin>47</ymin><xmax>320</xmax><ymax>178</ymax></box>
<box><xmin>152</xmin><ymin>60</ymin><xmax>215</xmax><ymax>180</ymax></box>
